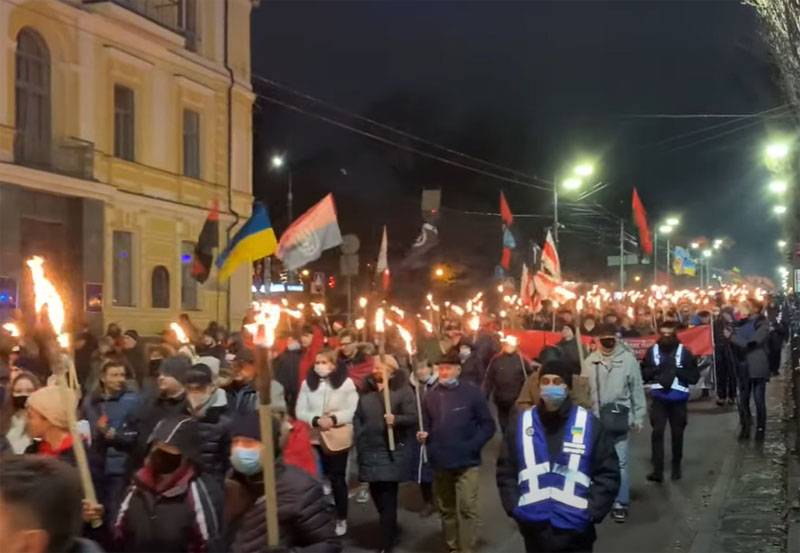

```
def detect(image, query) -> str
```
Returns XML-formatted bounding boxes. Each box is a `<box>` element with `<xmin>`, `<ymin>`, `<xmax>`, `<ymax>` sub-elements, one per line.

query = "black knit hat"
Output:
<box><xmin>159</xmin><ymin>355</ymin><xmax>192</xmax><ymax>382</ymax></box>
<box><xmin>231</xmin><ymin>411</ymin><xmax>282</xmax><ymax>457</ymax></box>
<box><xmin>539</xmin><ymin>359</ymin><xmax>575</xmax><ymax>388</ymax></box>
<box><xmin>595</xmin><ymin>323</ymin><xmax>618</xmax><ymax>337</ymax></box>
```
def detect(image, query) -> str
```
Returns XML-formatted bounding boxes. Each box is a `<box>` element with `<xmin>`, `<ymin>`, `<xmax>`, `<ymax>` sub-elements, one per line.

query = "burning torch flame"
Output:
<box><xmin>358</xmin><ymin>297</ymin><xmax>368</xmax><ymax>309</ymax></box>
<box><xmin>390</xmin><ymin>305</ymin><xmax>406</xmax><ymax>319</ymax></box>
<box><xmin>2</xmin><ymin>322</ymin><xmax>20</xmax><ymax>337</ymax></box>
<box><xmin>374</xmin><ymin>307</ymin><xmax>385</xmax><ymax>334</ymax></box>
<box><xmin>468</xmin><ymin>314</ymin><xmax>480</xmax><ymax>332</ymax></box>
<box><xmin>419</xmin><ymin>319</ymin><xmax>433</xmax><ymax>334</ymax></box>
<box><xmin>397</xmin><ymin>325</ymin><xmax>415</xmax><ymax>355</ymax></box>
<box><xmin>26</xmin><ymin>256</ymin><xmax>67</xmax><ymax>346</ymax></box>
<box><xmin>310</xmin><ymin>302</ymin><xmax>326</xmax><ymax>317</ymax></box>
<box><xmin>170</xmin><ymin>322</ymin><xmax>190</xmax><ymax>345</ymax></box>
<box><xmin>355</xmin><ymin>318</ymin><xmax>366</xmax><ymax>331</ymax></box>
<box><xmin>576</xmin><ymin>297</ymin><xmax>584</xmax><ymax>312</ymax></box>
<box><xmin>245</xmin><ymin>302</ymin><xmax>282</xmax><ymax>348</ymax></box>
<box><xmin>450</xmin><ymin>305</ymin><xmax>464</xmax><ymax>317</ymax></box>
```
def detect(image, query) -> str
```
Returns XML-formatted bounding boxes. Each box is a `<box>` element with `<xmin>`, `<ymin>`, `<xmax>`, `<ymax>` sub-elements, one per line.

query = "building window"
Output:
<box><xmin>181</xmin><ymin>241</ymin><xmax>198</xmax><ymax>310</ymax></box>
<box><xmin>15</xmin><ymin>28</ymin><xmax>51</xmax><ymax>166</ymax></box>
<box><xmin>182</xmin><ymin>109</ymin><xmax>200</xmax><ymax>178</ymax></box>
<box><xmin>114</xmin><ymin>85</ymin><xmax>135</xmax><ymax>161</ymax></box>
<box><xmin>151</xmin><ymin>266</ymin><xmax>170</xmax><ymax>308</ymax></box>
<box><xmin>112</xmin><ymin>231</ymin><xmax>134</xmax><ymax>306</ymax></box>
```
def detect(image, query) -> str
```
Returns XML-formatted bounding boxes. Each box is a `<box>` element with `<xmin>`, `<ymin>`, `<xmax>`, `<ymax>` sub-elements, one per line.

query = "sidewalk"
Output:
<box><xmin>689</xmin><ymin>374</ymin><xmax>789</xmax><ymax>553</ymax></box>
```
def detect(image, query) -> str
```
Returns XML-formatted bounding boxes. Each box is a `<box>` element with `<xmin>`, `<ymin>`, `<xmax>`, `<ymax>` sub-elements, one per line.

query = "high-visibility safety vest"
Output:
<box><xmin>513</xmin><ymin>405</ymin><xmax>593</xmax><ymax>531</ymax></box>
<box><xmin>649</xmin><ymin>344</ymin><xmax>690</xmax><ymax>402</ymax></box>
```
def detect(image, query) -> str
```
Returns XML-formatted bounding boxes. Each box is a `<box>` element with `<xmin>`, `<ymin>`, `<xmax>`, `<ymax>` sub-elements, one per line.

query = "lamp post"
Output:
<box><xmin>702</xmin><ymin>249</ymin><xmax>712</xmax><ymax>288</ymax></box>
<box><xmin>271</xmin><ymin>154</ymin><xmax>292</xmax><ymax>222</ymax></box>
<box><xmin>654</xmin><ymin>222</ymin><xmax>676</xmax><ymax>285</ymax></box>
<box><xmin>553</xmin><ymin>162</ymin><xmax>594</xmax><ymax>244</ymax></box>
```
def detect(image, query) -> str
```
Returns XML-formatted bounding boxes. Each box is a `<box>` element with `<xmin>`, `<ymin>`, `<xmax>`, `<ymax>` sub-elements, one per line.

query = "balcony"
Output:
<box><xmin>83</xmin><ymin>0</ymin><xmax>197</xmax><ymax>50</ymax></box>
<box><xmin>12</xmin><ymin>130</ymin><xmax>95</xmax><ymax>181</ymax></box>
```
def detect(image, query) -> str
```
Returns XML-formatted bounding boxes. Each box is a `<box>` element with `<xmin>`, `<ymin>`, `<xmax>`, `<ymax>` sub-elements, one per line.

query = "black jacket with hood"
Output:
<box><xmin>187</xmin><ymin>388</ymin><xmax>232</xmax><ymax>485</ymax></box>
<box><xmin>114</xmin><ymin>415</ymin><xmax>224</xmax><ymax>553</ymax></box>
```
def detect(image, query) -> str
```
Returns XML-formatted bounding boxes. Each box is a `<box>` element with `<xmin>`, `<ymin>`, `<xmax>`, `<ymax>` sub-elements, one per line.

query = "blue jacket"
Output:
<box><xmin>422</xmin><ymin>380</ymin><xmax>495</xmax><ymax>470</ymax></box>
<box><xmin>81</xmin><ymin>387</ymin><xmax>140</xmax><ymax>476</ymax></box>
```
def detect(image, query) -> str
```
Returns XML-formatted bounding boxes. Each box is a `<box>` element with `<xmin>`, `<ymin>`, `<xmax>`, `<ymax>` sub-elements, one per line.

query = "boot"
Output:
<box><xmin>646</xmin><ymin>471</ymin><xmax>663</xmax><ymax>483</ymax></box>
<box><xmin>671</xmin><ymin>463</ymin><xmax>682</xmax><ymax>481</ymax></box>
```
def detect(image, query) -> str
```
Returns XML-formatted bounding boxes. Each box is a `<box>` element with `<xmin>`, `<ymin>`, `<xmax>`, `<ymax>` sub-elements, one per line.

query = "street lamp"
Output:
<box><xmin>768</xmin><ymin>180</ymin><xmax>788</xmax><ymax>194</ymax></box>
<box><xmin>553</xmin><ymin>159</ymin><xmax>598</xmax><ymax>244</ymax></box>
<box><xmin>271</xmin><ymin>155</ymin><xmax>284</xmax><ymax>169</ymax></box>
<box><xmin>665</xmin><ymin>217</ymin><xmax>680</xmax><ymax>227</ymax></box>
<box><xmin>690</xmin><ymin>241</ymin><xmax>700</xmax><ymax>249</ymax></box>
<box><xmin>778</xmin><ymin>239</ymin><xmax>787</xmax><ymax>249</ymax></box>
<box><xmin>270</xmin><ymin>153</ymin><xmax>293</xmax><ymax>222</ymax></box>
<box><xmin>653</xmin><ymin>222</ymin><xmax>676</xmax><ymax>285</ymax></box>
<box><xmin>765</xmin><ymin>142</ymin><xmax>790</xmax><ymax>161</ymax></box>
<box><xmin>773</xmin><ymin>204</ymin><xmax>787</xmax><ymax>215</ymax></box>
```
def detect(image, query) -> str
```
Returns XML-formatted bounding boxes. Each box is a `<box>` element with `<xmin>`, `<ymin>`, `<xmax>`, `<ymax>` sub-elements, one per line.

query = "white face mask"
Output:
<box><xmin>314</xmin><ymin>363</ymin><xmax>333</xmax><ymax>378</ymax></box>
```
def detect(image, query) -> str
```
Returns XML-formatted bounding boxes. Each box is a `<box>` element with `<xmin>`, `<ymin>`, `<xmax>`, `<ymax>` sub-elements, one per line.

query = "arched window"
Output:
<box><xmin>15</xmin><ymin>28</ymin><xmax>51</xmax><ymax>166</ymax></box>
<box><xmin>151</xmin><ymin>266</ymin><xmax>170</xmax><ymax>308</ymax></box>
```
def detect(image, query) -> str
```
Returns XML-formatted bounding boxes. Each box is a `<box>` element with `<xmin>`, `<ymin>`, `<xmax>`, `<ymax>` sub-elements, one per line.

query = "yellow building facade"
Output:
<box><xmin>0</xmin><ymin>0</ymin><xmax>256</xmax><ymax>336</ymax></box>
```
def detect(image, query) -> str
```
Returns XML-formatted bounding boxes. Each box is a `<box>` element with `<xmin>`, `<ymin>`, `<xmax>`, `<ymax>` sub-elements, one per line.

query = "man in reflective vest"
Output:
<box><xmin>641</xmin><ymin>321</ymin><xmax>699</xmax><ymax>482</ymax></box>
<box><xmin>497</xmin><ymin>360</ymin><xmax>620</xmax><ymax>552</ymax></box>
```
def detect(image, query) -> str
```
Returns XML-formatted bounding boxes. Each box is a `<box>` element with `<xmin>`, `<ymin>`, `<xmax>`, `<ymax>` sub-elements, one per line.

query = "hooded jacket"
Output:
<box><xmin>354</xmin><ymin>369</ymin><xmax>417</xmax><ymax>482</ymax></box>
<box><xmin>582</xmin><ymin>343</ymin><xmax>647</xmax><ymax>428</ymax></box>
<box><xmin>225</xmin><ymin>464</ymin><xmax>340</xmax><ymax>553</ymax></box>
<box><xmin>129</xmin><ymin>391</ymin><xmax>187</xmax><ymax>475</ymax></box>
<box><xmin>186</xmin><ymin>388</ymin><xmax>232</xmax><ymax>484</ymax></box>
<box><xmin>114</xmin><ymin>416</ymin><xmax>224</xmax><ymax>553</ymax></box>
<box><xmin>731</xmin><ymin>315</ymin><xmax>771</xmax><ymax>379</ymax></box>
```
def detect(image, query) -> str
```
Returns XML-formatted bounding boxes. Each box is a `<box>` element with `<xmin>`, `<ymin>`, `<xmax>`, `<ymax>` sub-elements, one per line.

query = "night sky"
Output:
<box><xmin>250</xmin><ymin>1</ymin><xmax>786</xmax><ymax>291</ymax></box>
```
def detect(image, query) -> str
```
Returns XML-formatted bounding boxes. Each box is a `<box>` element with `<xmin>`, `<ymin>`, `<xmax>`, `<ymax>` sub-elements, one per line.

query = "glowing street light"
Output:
<box><xmin>563</xmin><ymin>177</ymin><xmax>583</xmax><ymax>191</ymax></box>
<box><xmin>702</xmin><ymin>249</ymin><xmax>712</xmax><ymax>258</ymax></box>
<box><xmin>778</xmin><ymin>240</ymin><xmax>787</xmax><ymax>249</ymax></box>
<box><xmin>690</xmin><ymin>242</ymin><xmax>700</xmax><ymax>249</ymax></box>
<box><xmin>574</xmin><ymin>163</ymin><xmax>594</xmax><ymax>177</ymax></box>
<box><xmin>665</xmin><ymin>217</ymin><xmax>680</xmax><ymax>227</ymax></box>
<box><xmin>765</xmin><ymin>142</ymin><xmax>790</xmax><ymax>161</ymax></box>
<box><xmin>658</xmin><ymin>224</ymin><xmax>674</xmax><ymax>234</ymax></box>
<box><xmin>773</xmin><ymin>205</ymin><xmax>787</xmax><ymax>215</ymax></box>
<box><xmin>270</xmin><ymin>154</ymin><xmax>285</xmax><ymax>169</ymax></box>
<box><xmin>768</xmin><ymin>180</ymin><xmax>788</xmax><ymax>194</ymax></box>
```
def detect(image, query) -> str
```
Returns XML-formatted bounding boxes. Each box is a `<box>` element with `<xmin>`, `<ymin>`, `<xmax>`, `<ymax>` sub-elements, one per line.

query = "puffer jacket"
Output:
<box><xmin>129</xmin><ymin>392</ymin><xmax>186</xmax><ymax>475</ymax></box>
<box><xmin>483</xmin><ymin>351</ymin><xmax>533</xmax><ymax>407</ymax></box>
<box><xmin>731</xmin><ymin>315</ymin><xmax>771</xmax><ymax>379</ymax></box>
<box><xmin>187</xmin><ymin>388</ymin><xmax>232</xmax><ymax>485</ymax></box>
<box><xmin>226</xmin><ymin>464</ymin><xmax>340</xmax><ymax>553</ymax></box>
<box><xmin>354</xmin><ymin>370</ymin><xmax>417</xmax><ymax>482</ymax></box>
<box><xmin>295</xmin><ymin>368</ymin><xmax>358</xmax><ymax>444</ymax></box>
<box><xmin>81</xmin><ymin>386</ymin><xmax>140</xmax><ymax>476</ymax></box>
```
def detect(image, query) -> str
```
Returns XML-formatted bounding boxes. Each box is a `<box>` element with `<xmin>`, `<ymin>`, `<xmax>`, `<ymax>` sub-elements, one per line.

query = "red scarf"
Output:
<box><xmin>38</xmin><ymin>434</ymin><xmax>74</xmax><ymax>457</ymax></box>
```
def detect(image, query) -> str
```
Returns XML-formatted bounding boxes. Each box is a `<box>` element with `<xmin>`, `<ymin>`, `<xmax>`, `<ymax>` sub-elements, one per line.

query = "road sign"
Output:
<box><xmin>607</xmin><ymin>254</ymin><xmax>639</xmax><ymax>267</ymax></box>
<box><xmin>340</xmin><ymin>254</ymin><xmax>359</xmax><ymax>276</ymax></box>
<box><xmin>311</xmin><ymin>272</ymin><xmax>325</xmax><ymax>295</ymax></box>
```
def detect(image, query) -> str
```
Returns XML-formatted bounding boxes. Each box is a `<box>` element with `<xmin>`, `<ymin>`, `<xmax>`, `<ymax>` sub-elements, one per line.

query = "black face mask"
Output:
<box><xmin>658</xmin><ymin>335</ymin><xmax>679</xmax><ymax>349</ymax></box>
<box><xmin>12</xmin><ymin>395</ymin><xmax>29</xmax><ymax>410</ymax></box>
<box><xmin>599</xmin><ymin>338</ymin><xmax>616</xmax><ymax>350</ymax></box>
<box><xmin>149</xmin><ymin>449</ymin><xmax>183</xmax><ymax>475</ymax></box>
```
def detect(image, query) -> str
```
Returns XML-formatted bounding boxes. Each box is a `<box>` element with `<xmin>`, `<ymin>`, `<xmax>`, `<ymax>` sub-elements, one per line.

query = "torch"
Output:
<box><xmin>574</xmin><ymin>297</ymin><xmax>586</xmax><ymax>369</ymax></box>
<box><xmin>2</xmin><ymin>322</ymin><xmax>20</xmax><ymax>337</ymax></box>
<box><xmin>169</xmin><ymin>322</ymin><xmax>198</xmax><ymax>362</ymax></box>
<box><xmin>26</xmin><ymin>256</ymin><xmax>100</xmax><ymax>527</ymax></box>
<box><xmin>245</xmin><ymin>302</ymin><xmax>282</xmax><ymax>548</ymax></box>
<box><xmin>374</xmin><ymin>307</ymin><xmax>395</xmax><ymax>451</ymax></box>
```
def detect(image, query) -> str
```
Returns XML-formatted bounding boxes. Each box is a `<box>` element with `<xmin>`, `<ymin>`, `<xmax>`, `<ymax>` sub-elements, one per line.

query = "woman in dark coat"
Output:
<box><xmin>354</xmin><ymin>355</ymin><xmax>417</xmax><ymax>552</ymax></box>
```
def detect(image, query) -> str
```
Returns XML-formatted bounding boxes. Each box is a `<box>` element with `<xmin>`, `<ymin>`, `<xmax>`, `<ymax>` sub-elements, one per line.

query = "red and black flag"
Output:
<box><xmin>499</xmin><ymin>191</ymin><xmax>516</xmax><ymax>272</ymax></box>
<box><xmin>632</xmin><ymin>188</ymin><xmax>653</xmax><ymax>256</ymax></box>
<box><xmin>192</xmin><ymin>200</ymin><xmax>219</xmax><ymax>283</ymax></box>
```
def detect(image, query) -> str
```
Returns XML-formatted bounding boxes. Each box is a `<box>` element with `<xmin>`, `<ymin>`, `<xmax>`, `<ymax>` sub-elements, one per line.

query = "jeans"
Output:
<box><xmin>649</xmin><ymin>399</ymin><xmax>687</xmax><ymax>474</ymax></box>
<box><xmin>433</xmin><ymin>466</ymin><xmax>480</xmax><ymax>553</ymax></box>
<box><xmin>369</xmin><ymin>481</ymin><xmax>399</xmax><ymax>550</ymax></box>
<box><xmin>614</xmin><ymin>439</ymin><xmax>630</xmax><ymax>506</ymax></box>
<box><xmin>738</xmin><ymin>376</ymin><xmax>767</xmax><ymax>430</ymax></box>
<box><xmin>714</xmin><ymin>344</ymin><xmax>737</xmax><ymax>400</ymax></box>
<box><xmin>316</xmin><ymin>446</ymin><xmax>349</xmax><ymax>519</ymax></box>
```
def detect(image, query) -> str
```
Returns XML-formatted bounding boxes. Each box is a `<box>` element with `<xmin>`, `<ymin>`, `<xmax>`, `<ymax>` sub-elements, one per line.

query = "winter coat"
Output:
<box><xmin>407</xmin><ymin>374</ymin><xmax>436</xmax><ymax>484</ymax></box>
<box><xmin>422</xmin><ymin>380</ymin><xmax>495</xmax><ymax>471</ymax></box>
<box><xmin>641</xmin><ymin>341</ymin><xmax>700</xmax><ymax>395</ymax></box>
<box><xmin>274</xmin><ymin>348</ymin><xmax>302</xmax><ymax>415</ymax></box>
<box><xmin>582</xmin><ymin>344</ymin><xmax>647</xmax><ymax>428</ymax></box>
<box><xmin>354</xmin><ymin>370</ymin><xmax>417</xmax><ymax>482</ymax></box>
<box><xmin>187</xmin><ymin>388</ymin><xmax>232</xmax><ymax>485</ymax></box>
<box><xmin>82</xmin><ymin>386</ymin><xmax>140</xmax><ymax>477</ymax></box>
<box><xmin>114</xmin><ymin>417</ymin><xmax>224</xmax><ymax>553</ymax></box>
<box><xmin>226</xmin><ymin>379</ymin><xmax>287</xmax><ymax>416</ymax></box>
<box><xmin>731</xmin><ymin>315</ymin><xmax>771</xmax><ymax>379</ymax></box>
<box><xmin>557</xmin><ymin>338</ymin><xmax>585</xmax><ymax>370</ymax></box>
<box><xmin>225</xmin><ymin>464</ymin><xmax>340</xmax><ymax>553</ymax></box>
<box><xmin>339</xmin><ymin>349</ymin><xmax>374</xmax><ymax>391</ymax></box>
<box><xmin>296</xmin><ymin>368</ymin><xmax>358</xmax><ymax>445</ymax></box>
<box><xmin>483</xmin><ymin>351</ymin><xmax>534</xmax><ymax>408</ymax></box>
<box><xmin>128</xmin><ymin>392</ymin><xmax>187</xmax><ymax>475</ymax></box>
<box><xmin>496</xmin><ymin>398</ymin><xmax>620</xmax><ymax>551</ymax></box>
<box><xmin>459</xmin><ymin>351</ymin><xmax>486</xmax><ymax>387</ymax></box>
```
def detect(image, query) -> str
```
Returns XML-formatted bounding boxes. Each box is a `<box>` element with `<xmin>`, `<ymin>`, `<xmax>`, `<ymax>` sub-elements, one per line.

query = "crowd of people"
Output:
<box><xmin>0</xmin><ymin>290</ymin><xmax>792</xmax><ymax>553</ymax></box>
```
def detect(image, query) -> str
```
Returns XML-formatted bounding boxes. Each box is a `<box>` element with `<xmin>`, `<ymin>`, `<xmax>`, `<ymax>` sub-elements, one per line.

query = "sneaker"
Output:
<box><xmin>419</xmin><ymin>502</ymin><xmax>436</xmax><ymax>518</ymax></box>
<box><xmin>646</xmin><ymin>472</ymin><xmax>663</xmax><ymax>483</ymax></box>
<box><xmin>671</xmin><ymin>465</ymin><xmax>682</xmax><ymax>481</ymax></box>
<box><xmin>755</xmin><ymin>428</ymin><xmax>766</xmax><ymax>442</ymax></box>
<box><xmin>611</xmin><ymin>503</ymin><xmax>628</xmax><ymax>523</ymax></box>
<box><xmin>355</xmin><ymin>485</ymin><xmax>370</xmax><ymax>504</ymax></box>
<box><xmin>335</xmin><ymin>519</ymin><xmax>348</xmax><ymax>536</ymax></box>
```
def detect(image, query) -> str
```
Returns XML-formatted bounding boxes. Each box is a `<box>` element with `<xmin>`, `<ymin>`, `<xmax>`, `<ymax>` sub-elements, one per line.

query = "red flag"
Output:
<box><xmin>376</xmin><ymin>225</ymin><xmax>390</xmax><ymax>291</ymax></box>
<box><xmin>500</xmin><ymin>191</ymin><xmax>513</xmax><ymax>225</ymax></box>
<box><xmin>632</xmin><ymin>188</ymin><xmax>653</xmax><ymax>255</ymax></box>
<box><xmin>533</xmin><ymin>230</ymin><xmax>562</xmax><ymax>299</ymax></box>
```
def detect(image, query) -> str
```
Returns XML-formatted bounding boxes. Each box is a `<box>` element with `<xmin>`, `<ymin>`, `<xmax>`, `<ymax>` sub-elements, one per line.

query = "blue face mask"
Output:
<box><xmin>540</xmin><ymin>385</ymin><xmax>568</xmax><ymax>406</ymax></box>
<box><xmin>230</xmin><ymin>447</ymin><xmax>262</xmax><ymax>476</ymax></box>
<box><xmin>439</xmin><ymin>377</ymin><xmax>459</xmax><ymax>388</ymax></box>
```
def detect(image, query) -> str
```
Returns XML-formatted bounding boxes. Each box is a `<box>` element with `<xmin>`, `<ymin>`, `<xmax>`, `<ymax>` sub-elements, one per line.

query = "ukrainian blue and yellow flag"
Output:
<box><xmin>216</xmin><ymin>202</ymin><xmax>277</xmax><ymax>281</ymax></box>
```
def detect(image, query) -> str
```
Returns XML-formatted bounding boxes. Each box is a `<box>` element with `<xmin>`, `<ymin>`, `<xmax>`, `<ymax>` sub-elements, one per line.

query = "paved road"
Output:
<box><xmin>344</xmin><ymin>397</ymin><xmax>749</xmax><ymax>553</ymax></box>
